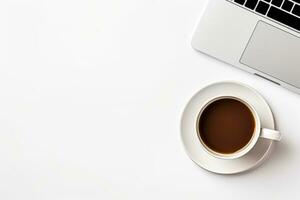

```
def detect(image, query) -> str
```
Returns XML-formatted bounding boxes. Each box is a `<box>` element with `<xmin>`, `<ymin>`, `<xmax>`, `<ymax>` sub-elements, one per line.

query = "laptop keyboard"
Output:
<box><xmin>230</xmin><ymin>0</ymin><xmax>300</xmax><ymax>31</ymax></box>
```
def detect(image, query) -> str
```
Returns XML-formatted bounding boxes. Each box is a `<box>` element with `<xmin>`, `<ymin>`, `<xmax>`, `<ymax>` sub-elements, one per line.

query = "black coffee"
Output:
<box><xmin>198</xmin><ymin>98</ymin><xmax>255</xmax><ymax>154</ymax></box>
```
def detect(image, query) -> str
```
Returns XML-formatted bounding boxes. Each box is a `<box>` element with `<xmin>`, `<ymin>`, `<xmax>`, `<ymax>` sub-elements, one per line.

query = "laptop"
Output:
<box><xmin>192</xmin><ymin>0</ymin><xmax>300</xmax><ymax>94</ymax></box>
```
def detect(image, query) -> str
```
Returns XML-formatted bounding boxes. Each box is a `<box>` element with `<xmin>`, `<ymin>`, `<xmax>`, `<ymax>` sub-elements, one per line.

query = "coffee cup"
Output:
<box><xmin>196</xmin><ymin>96</ymin><xmax>281</xmax><ymax>160</ymax></box>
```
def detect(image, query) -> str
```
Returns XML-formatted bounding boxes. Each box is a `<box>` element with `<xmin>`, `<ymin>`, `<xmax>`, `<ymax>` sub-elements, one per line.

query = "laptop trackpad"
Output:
<box><xmin>240</xmin><ymin>21</ymin><xmax>300</xmax><ymax>88</ymax></box>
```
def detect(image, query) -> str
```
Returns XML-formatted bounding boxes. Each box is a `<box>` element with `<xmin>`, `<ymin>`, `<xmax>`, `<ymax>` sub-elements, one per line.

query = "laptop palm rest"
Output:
<box><xmin>240</xmin><ymin>21</ymin><xmax>300</xmax><ymax>88</ymax></box>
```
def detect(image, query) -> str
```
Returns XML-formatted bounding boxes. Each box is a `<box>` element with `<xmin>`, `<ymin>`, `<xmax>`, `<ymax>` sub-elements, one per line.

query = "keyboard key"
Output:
<box><xmin>292</xmin><ymin>4</ymin><xmax>300</xmax><ymax>16</ymax></box>
<box><xmin>267</xmin><ymin>6</ymin><xmax>300</xmax><ymax>31</ymax></box>
<box><xmin>256</xmin><ymin>1</ymin><xmax>270</xmax><ymax>15</ymax></box>
<box><xmin>234</xmin><ymin>0</ymin><xmax>246</xmax><ymax>5</ymax></box>
<box><xmin>271</xmin><ymin>0</ymin><xmax>283</xmax><ymax>6</ymax></box>
<box><xmin>282</xmin><ymin>0</ymin><xmax>294</xmax><ymax>12</ymax></box>
<box><xmin>245</xmin><ymin>0</ymin><xmax>259</xmax><ymax>9</ymax></box>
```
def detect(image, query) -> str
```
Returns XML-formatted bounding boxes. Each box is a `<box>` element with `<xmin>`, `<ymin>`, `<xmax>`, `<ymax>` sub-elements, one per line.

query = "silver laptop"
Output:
<box><xmin>192</xmin><ymin>0</ymin><xmax>300</xmax><ymax>94</ymax></box>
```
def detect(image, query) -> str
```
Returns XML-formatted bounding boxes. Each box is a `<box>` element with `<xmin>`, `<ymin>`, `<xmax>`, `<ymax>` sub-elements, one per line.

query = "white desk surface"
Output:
<box><xmin>2</xmin><ymin>0</ymin><xmax>300</xmax><ymax>199</ymax></box>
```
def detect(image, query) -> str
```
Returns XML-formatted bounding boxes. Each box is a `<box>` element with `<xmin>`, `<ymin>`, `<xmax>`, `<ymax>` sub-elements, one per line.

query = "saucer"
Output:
<box><xmin>180</xmin><ymin>81</ymin><xmax>275</xmax><ymax>174</ymax></box>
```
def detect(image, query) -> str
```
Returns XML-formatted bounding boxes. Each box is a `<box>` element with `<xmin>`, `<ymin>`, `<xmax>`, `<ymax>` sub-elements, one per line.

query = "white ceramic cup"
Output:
<box><xmin>196</xmin><ymin>96</ymin><xmax>281</xmax><ymax>160</ymax></box>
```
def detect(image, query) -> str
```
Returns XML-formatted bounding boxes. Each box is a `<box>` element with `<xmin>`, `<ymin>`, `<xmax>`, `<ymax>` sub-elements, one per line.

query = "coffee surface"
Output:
<box><xmin>198</xmin><ymin>98</ymin><xmax>255</xmax><ymax>154</ymax></box>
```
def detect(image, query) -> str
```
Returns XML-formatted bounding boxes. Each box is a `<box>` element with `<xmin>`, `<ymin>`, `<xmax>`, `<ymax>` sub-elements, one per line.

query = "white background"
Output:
<box><xmin>1</xmin><ymin>0</ymin><xmax>300</xmax><ymax>199</ymax></box>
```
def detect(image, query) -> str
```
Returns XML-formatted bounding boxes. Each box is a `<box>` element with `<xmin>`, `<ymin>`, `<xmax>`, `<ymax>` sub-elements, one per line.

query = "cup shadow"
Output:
<box><xmin>192</xmin><ymin>139</ymin><xmax>291</xmax><ymax>177</ymax></box>
<box><xmin>232</xmin><ymin>140</ymin><xmax>291</xmax><ymax>176</ymax></box>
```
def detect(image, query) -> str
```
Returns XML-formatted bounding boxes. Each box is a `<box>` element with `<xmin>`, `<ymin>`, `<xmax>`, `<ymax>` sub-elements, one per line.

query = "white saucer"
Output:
<box><xmin>181</xmin><ymin>81</ymin><xmax>275</xmax><ymax>174</ymax></box>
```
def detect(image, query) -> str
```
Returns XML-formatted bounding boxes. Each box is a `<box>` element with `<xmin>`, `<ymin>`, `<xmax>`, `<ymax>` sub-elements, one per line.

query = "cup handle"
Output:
<box><xmin>260</xmin><ymin>128</ymin><xmax>281</xmax><ymax>141</ymax></box>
